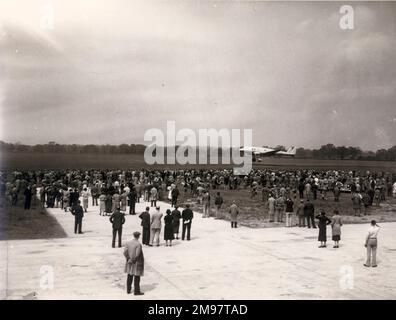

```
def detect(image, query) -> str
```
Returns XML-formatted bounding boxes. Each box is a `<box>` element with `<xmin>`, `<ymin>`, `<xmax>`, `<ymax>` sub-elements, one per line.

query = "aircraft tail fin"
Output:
<box><xmin>285</xmin><ymin>146</ymin><xmax>296</xmax><ymax>155</ymax></box>
<box><xmin>276</xmin><ymin>146</ymin><xmax>296</xmax><ymax>156</ymax></box>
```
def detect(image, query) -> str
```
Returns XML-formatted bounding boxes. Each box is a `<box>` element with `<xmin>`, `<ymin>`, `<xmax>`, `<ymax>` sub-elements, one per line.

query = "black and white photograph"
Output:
<box><xmin>1</xmin><ymin>0</ymin><xmax>396</xmax><ymax>304</ymax></box>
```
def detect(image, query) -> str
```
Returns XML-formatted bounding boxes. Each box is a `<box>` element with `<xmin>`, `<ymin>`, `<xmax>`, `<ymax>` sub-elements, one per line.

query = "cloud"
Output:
<box><xmin>0</xmin><ymin>1</ymin><xmax>395</xmax><ymax>150</ymax></box>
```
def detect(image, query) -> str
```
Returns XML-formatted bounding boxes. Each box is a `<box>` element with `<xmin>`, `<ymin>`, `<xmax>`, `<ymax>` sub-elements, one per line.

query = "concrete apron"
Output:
<box><xmin>1</xmin><ymin>198</ymin><xmax>396</xmax><ymax>299</ymax></box>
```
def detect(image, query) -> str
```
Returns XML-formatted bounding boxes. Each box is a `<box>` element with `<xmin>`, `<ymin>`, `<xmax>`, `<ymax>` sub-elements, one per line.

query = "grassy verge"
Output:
<box><xmin>175</xmin><ymin>188</ymin><xmax>396</xmax><ymax>228</ymax></box>
<box><xmin>0</xmin><ymin>197</ymin><xmax>67</xmax><ymax>240</ymax></box>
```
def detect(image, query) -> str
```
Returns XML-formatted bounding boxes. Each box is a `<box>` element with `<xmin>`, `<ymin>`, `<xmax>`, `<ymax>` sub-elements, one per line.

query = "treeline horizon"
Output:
<box><xmin>0</xmin><ymin>141</ymin><xmax>395</xmax><ymax>161</ymax></box>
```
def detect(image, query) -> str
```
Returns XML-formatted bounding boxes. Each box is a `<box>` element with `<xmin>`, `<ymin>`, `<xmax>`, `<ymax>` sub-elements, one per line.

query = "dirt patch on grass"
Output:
<box><xmin>175</xmin><ymin>188</ymin><xmax>396</xmax><ymax>228</ymax></box>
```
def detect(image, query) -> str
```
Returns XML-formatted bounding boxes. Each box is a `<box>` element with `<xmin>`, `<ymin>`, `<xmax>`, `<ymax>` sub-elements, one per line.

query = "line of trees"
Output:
<box><xmin>0</xmin><ymin>141</ymin><xmax>146</xmax><ymax>154</ymax></box>
<box><xmin>1</xmin><ymin>141</ymin><xmax>395</xmax><ymax>161</ymax></box>
<box><xmin>296</xmin><ymin>144</ymin><xmax>396</xmax><ymax>161</ymax></box>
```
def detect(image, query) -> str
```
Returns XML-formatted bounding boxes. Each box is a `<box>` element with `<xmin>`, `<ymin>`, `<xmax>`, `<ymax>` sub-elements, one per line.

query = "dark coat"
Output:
<box><xmin>171</xmin><ymin>209</ymin><xmax>181</xmax><ymax>232</ymax></box>
<box><xmin>285</xmin><ymin>199</ymin><xmax>294</xmax><ymax>212</ymax></box>
<box><xmin>303</xmin><ymin>202</ymin><xmax>315</xmax><ymax>216</ymax></box>
<box><xmin>139</xmin><ymin>211</ymin><xmax>151</xmax><ymax>228</ymax></box>
<box><xmin>182</xmin><ymin>208</ymin><xmax>193</xmax><ymax>221</ymax></box>
<box><xmin>71</xmin><ymin>205</ymin><xmax>84</xmax><ymax>221</ymax></box>
<box><xmin>316</xmin><ymin>215</ymin><xmax>331</xmax><ymax>241</ymax></box>
<box><xmin>171</xmin><ymin>188</ymin><xmax>179</xmax><ymax>198</ymax></box>
<box><xmin>128</xmin><ymin>190</ymin><xmax>137</xmax><ymax>203</ymax></box>
<box><xmin>24</xmin><ymin>187</ymin><xmax>32</xmax><ymax>199</ymax></box>
<box><xmin>164</xmin><ymin>214</ymin><xmax>174</xmax><ymax>240</ymax></box>
<box><xmin>105</xmin><ymin>194</ymin><xmax>113</xmax><ymax>213</ymax></box>
<box><xmin>110</xmin><ymin>211</ymin><xmax>125</xmax><ymax>229</ymax></box>
<box><xmin>214</xmin><ymin>196</ymin><xmax>223</xmax><ymax>206</ymax></box>
<box><xmin>70</xmin><ymin>192</ymin><xmax>79</xmax><ymax>205</ymax></box>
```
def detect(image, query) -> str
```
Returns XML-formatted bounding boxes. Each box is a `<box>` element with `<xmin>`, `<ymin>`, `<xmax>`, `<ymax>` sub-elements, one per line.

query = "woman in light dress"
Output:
<box><xmin>81</xmin><ymin>187</ymin><xmax>90</xmax><ymax>213</ymax></box>
<box><xmin>120</xmin><ymin>191</ymin><xmax>128</xmax><ymax>213</ymax></box>
<box><xmin>99</xmin><ymin>191</ymin><xmax>106</xmax><ymax>216</ymax></box>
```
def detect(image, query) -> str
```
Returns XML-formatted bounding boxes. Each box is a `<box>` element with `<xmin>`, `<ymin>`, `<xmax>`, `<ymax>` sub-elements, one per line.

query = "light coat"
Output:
<box><xmin>229</xmin><ymin>204</ymin><xmax>239</xmax><ymax>222</ymax></box>
<box><xmin>124</xmin><ymin>239</ymin><xmax>144</xmax><ymax>276</ymax></box>
<box><xmin>331</xmin><ymin>214</ymin><xmax>343</xmax><ymax>236</ymax></box>
<box><xmin>151</xmin><ymin>211</ymin><xmax>163</xmax><ymax>229</ymax></box>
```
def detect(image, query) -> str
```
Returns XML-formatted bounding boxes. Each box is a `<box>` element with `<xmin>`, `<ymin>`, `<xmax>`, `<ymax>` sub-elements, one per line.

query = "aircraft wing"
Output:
<box><xmin>256</xmin><ymin>149</ymin><xmax>279</xmax><ymax>156</ymax></box>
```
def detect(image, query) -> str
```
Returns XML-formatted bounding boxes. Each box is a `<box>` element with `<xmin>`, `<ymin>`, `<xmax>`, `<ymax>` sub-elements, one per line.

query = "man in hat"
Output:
<box><xmin>124</xmin><ymin>231</ymin><xmax>144</xmax><ymax>295</ymax></box>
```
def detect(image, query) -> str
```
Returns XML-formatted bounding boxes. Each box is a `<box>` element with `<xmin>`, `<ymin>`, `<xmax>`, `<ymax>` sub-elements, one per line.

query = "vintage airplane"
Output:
<box><xmin>239</xmin><ymin>146</ymin><xmax>297</xmax><ymax>161</ymax></box>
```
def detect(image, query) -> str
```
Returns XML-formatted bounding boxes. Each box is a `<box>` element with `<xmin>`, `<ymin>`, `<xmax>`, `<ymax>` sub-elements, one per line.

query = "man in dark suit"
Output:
<box><xmin>182</xmin><ymin>204</ymin><xmax>193</xmax><ymax>241</ymax></box>
<box><xmin>71</xmin><ymin>200</ymin><xmax>84</xmax><ymax>234</ymax></box>
<box><xmin>110</xmin><ymin>209</ymin><xmax>126</xmax><ymax>248</ymax></box>
<box><xmin>128</xmin><ymin>188</ymin><xmax>137</xmax><ymax>215</ymax></box>
<box><xmin>139</xmin><ymin>207</ymin><xmax>151</xmax><ymax>246</ymax></box>
<box><xmin>69</xmin><ymin>189</ymin><xmax>79</xmax><ymax>208</ymax></box>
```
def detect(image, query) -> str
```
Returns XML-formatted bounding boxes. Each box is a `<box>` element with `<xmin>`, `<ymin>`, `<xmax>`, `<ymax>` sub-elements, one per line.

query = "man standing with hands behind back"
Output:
<box><xmin>182</xmin><ymin>204</ymin><xmax>193</xmax><ymax>241</ymax></box>
<box><xmin>364</xmin><ymin>220</ymin><xmax>380</xmax><ymax>268</ymax></box>
<box><xmin>139</xmin><ymin>207</ymin><xmax>151</xmax><ymax>246</ymax></box>
<box><xmin>124</xmin><ymin>231</ymin><xmax>144</xmax><ymax>295</ymax></box>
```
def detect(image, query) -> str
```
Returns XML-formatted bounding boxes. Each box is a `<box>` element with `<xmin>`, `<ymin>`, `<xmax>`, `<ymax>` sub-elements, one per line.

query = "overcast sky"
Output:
<box><xmin>0</xmin><ymin>0</ymin><xmax>395</xmax><ymax>150</ymax></box>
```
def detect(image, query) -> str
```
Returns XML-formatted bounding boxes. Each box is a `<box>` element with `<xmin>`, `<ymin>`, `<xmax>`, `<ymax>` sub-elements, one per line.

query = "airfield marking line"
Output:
<box><xmin>221</xmin><ymin>232</ymin><xmax>388</xmax><ymax>299</ymax></box>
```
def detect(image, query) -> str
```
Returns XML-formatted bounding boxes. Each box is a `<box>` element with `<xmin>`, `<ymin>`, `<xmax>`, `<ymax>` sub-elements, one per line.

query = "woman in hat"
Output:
<box><xmin>316</xmin><ymin>210</ymin><xmax>332</xmax><ymax>248</ymax></box>
<box><xmin>331</xmin><ymin>210</ymin><xmax>342</xmax><ymax>248</ymax></box>
<box><xmin>164</xmin><ymin>209</ymin><xmax>174</xmax><ymax>246</ymax></box>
